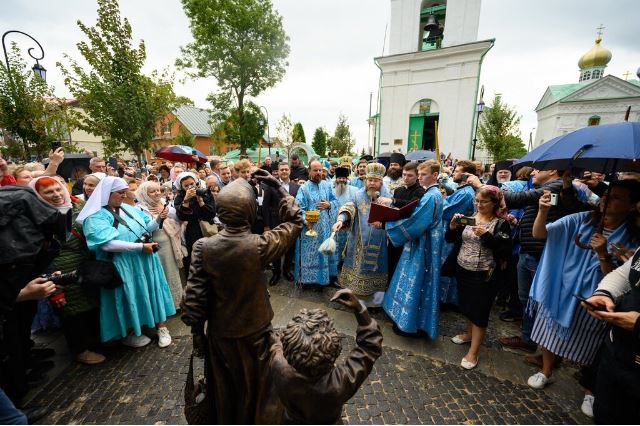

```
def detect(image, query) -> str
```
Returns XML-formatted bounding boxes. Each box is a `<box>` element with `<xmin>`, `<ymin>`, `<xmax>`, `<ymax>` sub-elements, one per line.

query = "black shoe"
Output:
<box><xmin>22</xmin><ymin>406</ymin><xmax>48</xmax><ymax>424</ymax></box>
<box><xmin>29</xmin><ymin>348</ymin><xmax>55</xmax><ymax>361</ymax></box>
<box><xmin>26</xmin><ymin>371</ymin><xmax>49</xmax><ymax>388</ymax></box>
<box><xmin>28</xmin><ymin>360</ymin><xmax>55</xmax><ymax>376</ymax></box>
<box><xmin>283</xmin><ymin>271</ymin><xmax>294</xmax><ymax>282</ymax></box>
<box><xmin>392</xmin><ymin>324</ymin><xmax>419</xmax><ymax>338</ymax></box>
<box><xmin>499</xmin><ymin>310</ymin><xmax>522</xmax><ymax>322</ymax></box>
<box><xmin>269</xmin><ymin>274</ymin><xmax>281</xmax><ymax>286</ymax></box>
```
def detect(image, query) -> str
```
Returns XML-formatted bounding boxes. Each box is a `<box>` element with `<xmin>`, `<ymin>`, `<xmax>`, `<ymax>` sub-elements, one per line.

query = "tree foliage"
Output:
<box><xmin>178</xmin><ymin>0</ymin><xmax>290</xmax><ymax>154</ymax></box>
<box><xmin>0</xmin><ymin>43</ymin><xmax>76</xmax><ymax>160</ymax></box>
<box><xmin>311</xmin><ymin>127</ymin><xmax>328</xmax><ymax>157</ymax></box>
<box><xmin>209</xmin><ymin>91</ymin><xmax>265</xmax><ymax>153</ymax></box>
<box><xmin>275</xmin><ymin>113</ymin><xmax>297</xmax><ymax>159</ymax></box>
<box><xmin>327</xmin><ymin>113</ymin><xmax>355</xmax><ymax>156</ymax></box>
<box><xmin>477</xmin><ymin>94</ymin><xmax>527</xmax><ymax>161</ymax></box>
<box><xmin>174</xmin><ymin>128</ymin><xmax>195</xmax><ymax>147</ymax></box>
<box><xmin>58</xmin><ymin>0</ymin><xmax>179</xmax><ymax>162</ymax></box>
<box><xmin>292</xmin><ymin>122</ymin><xmax>306</xmax><ymax>143</ymax></box>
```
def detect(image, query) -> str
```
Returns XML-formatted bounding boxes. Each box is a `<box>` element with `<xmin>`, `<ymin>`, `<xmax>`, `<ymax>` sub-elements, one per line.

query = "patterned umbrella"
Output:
<box><xmin>155</xmin><ymin>145</ymin><xmax>207</xmax><ymax>164</ymax></box>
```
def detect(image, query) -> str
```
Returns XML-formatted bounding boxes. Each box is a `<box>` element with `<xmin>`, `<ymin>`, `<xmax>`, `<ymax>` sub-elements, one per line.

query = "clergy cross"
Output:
<box><xmin>596</xmin><ymin>24</ymin><xmax>605</xmax><ymax>37</ymax></box>
<box><xmin>410</xmin><ymin>130</ymin><xmax>420</xmax><ymax>150</ymax></box>
<box><xmin>623</xmin><ymin>71</ymin><xmax>632</xmax><ymax>80</ymax></box>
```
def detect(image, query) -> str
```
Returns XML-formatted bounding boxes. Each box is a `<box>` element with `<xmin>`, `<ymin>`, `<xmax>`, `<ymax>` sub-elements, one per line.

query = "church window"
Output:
<box><xmin>581</xmin><ymin>70</ymin><xmax>592</xmax><ymax>81</ymax></box>
<box><xmin>588</xmin><ymin>115</ymin><xmax>600</xmax><ymax>126</ymax></box>
<box><xmin>592</xmin><ymin>69</ymin><xmax>601</xmax><ymax>79</ymax></box>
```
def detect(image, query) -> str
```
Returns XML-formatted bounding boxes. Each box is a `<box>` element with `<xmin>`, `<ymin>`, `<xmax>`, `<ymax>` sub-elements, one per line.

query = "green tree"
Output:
<box><xmin>178</xmin><ymin>0</ymin><xmax>290</xmax><ymax>154</ymax></box>
<box><xmin>327</xmin><ymin>113</ymin><xmax>355</xmax><ymax>156</ymax></box>
<box><xmin>275</xmin><ymin>113</ymin><xmax>295</xmax><ymax>158</ymax></box>
<box><xmin>292</xmin><ymin>122</ymin><xmax>306</xmax><ymax>143</ymax></box>
<box><xmin>209</xmin><ymin>92</ymin><xmax>265</xmax><ymax>153</ymax></box>
<box><xmin>58</xmin><ymin>0</ymin><xmax>180</xmax><ymax>163</ymax></box>
<box><xmin>174</xmin><ymin>128</ymin><xmax>195</xmax><ymax>147</ymax></box>
<box><xmin>0</xmin><ymin>43</ymin><xmax>76</xmax><ymax>160</ymax></box>
<box><xmin>311</xmin><ymin>127</ymin><xmax>328</xmax><ymax>157</ymax></box>
<box><xmin>477</xmin><ymin>94</ymin><xmax>527</xmax><ymax>161</ymax></box>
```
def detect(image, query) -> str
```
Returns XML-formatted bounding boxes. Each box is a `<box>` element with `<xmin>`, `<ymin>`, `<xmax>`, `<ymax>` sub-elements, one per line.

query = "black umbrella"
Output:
<box><xmin>42</xmin><ymin>154</ymin><xmax>91</xmax><ymax>181</ymax></box>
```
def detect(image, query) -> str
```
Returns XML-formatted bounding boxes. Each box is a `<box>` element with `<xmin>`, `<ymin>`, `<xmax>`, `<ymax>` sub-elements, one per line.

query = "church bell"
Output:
<box><xmin>423</xmin><ymin>14</ymin><xmax>439</xmax><ymax>33</ymax></box>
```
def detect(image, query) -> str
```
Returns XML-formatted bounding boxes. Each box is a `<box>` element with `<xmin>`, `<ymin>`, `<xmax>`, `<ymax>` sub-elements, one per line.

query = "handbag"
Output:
<box><xmin>77</xmin><ymin>258</ymin><xmax>123</xmax><ymax>290</ymax></box>
<box><xmin>199</xmin><ymin>220</ymin><xmax>218</xmax><ymax>237</ymax></box>
<box><xmin>184</xmin><ymin>352</ymin><xmax>214</xmax><ymax>424</ymax></box>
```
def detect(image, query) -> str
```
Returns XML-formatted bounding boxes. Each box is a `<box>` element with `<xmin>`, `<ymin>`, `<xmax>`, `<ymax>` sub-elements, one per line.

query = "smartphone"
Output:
<box><xmin>51</xmin><ymin>140</ymin><xmax>62</xmax><ymax>151</ymax></box>
<box><xmin>456</xmin><ymin>216</ymin><xmax>476</xmax><ymax>226</ymax></box>
<box><xmin>574</xmin><ymin>294</ymin><xmax>603</xmax><ymax>311</ymax></box>
<box><xmin>549</xmin><ymin>193</ymin><xmax>558</xmax><ymax>206</ymax></box>
<box><xmin>460</xmin><ymin>174</ymin><xmax>469</xmax><ymax>183</ymax></box>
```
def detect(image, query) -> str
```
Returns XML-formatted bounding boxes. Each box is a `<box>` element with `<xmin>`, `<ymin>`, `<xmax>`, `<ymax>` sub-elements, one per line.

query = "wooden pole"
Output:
<box><xmin>435</xmin><ymin>120</ymin><xmax>440</xmax><ymax>164</ymax></box>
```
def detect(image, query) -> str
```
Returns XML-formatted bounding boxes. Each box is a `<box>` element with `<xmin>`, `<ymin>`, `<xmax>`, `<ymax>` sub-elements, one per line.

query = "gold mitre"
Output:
<box><xmin>339</xmin><ymin>156</ymin><xmax>352</xmax><ymax>167</ymax></box>
<box><xmin>365</xmin><ymin>162</ymin><xmax>386</xmax><ymax>180</ymax></box>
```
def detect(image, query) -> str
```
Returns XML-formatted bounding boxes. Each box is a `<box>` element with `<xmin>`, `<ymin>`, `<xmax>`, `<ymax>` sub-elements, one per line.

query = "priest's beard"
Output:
<box><xmin>333</xmin><ymin>182</ymin><xmax>347</xmax><ymax>196</ymax></box>
<box><xmin>366</xmin><ymin>189</ymin><xmax>379</xmax><ymax>201</ymax></box>
<box><xmin>310</xmin><ymin>174</ymin><xmax>322</xmax><ymax>184</ymax></box>
<box><xmin>387</xmin><ymin>168</ymin><xmax>402</xmax><ymax>180</ymax></box>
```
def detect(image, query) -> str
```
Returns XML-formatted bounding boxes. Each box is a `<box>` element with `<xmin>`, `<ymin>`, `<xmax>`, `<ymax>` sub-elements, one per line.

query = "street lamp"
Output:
<box><xmin>258</xmin><ymin>105</ymin><xmax>271</xmax><ymax>157</ymax></box>
<box><xmin>471</xmin><ymin>86</ymin><xmax>485</xmax><ymax>161</ymax></box>
<box><xmin>2</xmin><ymin>30</ymin><xmax>47</xmax><ymax>85</ymax></box>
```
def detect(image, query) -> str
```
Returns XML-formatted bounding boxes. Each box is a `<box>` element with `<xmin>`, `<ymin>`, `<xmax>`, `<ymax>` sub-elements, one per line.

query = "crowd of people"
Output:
<box><xmin>1</xmin><ymin>146</ymin><xmax>639</xmax><ymax>424</ymax></box>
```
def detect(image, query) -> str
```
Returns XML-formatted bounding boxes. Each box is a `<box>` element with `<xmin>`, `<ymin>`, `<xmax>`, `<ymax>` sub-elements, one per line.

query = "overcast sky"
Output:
<box><xmin>1</xmin><ymin>0</ymin><xmax>638</xmax><ymax>153</ymax></box>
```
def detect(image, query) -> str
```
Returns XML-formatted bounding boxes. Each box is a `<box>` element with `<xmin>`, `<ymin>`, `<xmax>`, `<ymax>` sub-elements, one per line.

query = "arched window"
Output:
<box><xmin>592</xmin><ymin>69</ymin><xmax>602</xmax><ymax>79</ymax></box>
<box><xmin>582</xmin><ymin>70</ymin><xmax>592</xmax><ymax>81</ymax></box>
<box><xmin>588</xmin><ymin>115</ymin><xmax>601</xmax><ymax>126</ymax></box>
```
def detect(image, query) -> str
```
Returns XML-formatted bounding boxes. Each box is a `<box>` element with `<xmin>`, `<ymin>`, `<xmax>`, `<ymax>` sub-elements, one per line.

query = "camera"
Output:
<box><xmin>41</xmin><ymin>271</ymin><xmax>78</xmax><ymax>286</ymax></box>
<box><xmin>187</xmin><ymin>184</ymin><xmax>209</xmax><ymax>197</ymax></box>
<box><xmin>456</xmin><ymin>216</ymin><xmax>476</xmax><ymax>226</ymax></box>
<box><xmin>138</xmin><ymin>232</ymin><xmax>160</xmax><ymax>252</ymax></box>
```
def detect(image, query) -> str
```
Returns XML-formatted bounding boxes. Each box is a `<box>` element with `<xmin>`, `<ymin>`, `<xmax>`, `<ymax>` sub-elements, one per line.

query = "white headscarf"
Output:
<box><xmin>174</xmin><ymin>171</ymin><xmax>200</xmax><ymax>190</ymax></box>
<box><xmin>76</xmin><ymin>176</ymin><xmax>128</xmax><ymax>225</ymax></box>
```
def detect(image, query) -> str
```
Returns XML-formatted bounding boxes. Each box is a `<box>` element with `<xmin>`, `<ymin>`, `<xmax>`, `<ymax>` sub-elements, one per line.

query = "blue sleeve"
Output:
<box><xmin>442</xmin><ymin>189</ymin><xmax>474</xmax><ymax>223</ymax></box>
<box><xmin>83</xmin><ymin>212</ymin><xmax>119</xmax><ymax>251</ymax></box>
<box><xmin>386</xmin><ymin>192</ymin><xmax>436</xmax><ymax>247</ymax></box>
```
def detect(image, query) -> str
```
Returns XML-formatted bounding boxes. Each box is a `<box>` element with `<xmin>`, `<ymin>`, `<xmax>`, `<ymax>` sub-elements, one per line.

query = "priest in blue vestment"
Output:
<box><xmin>331</xmin><ymin>166</ymin><xmax>358</xmax><ymax>266</ymax></box>
<box><xmin>439</xmin><ymin>161</ymin><xmax>477</xmax><ymax>305</ymax></box>
<box><xmin>349</xmin><ymin>158</ymin><xmax>367</xmax><ymax>189</ymax></box>
<box><xmin>384</xmin><ymin>160</ymin><xmax>444</xmax><ymax>338</ymax></box>
<box><xmin>295</xmin><ymin>160</ymin><xmax>339</xmax><ymax>286</ymax></box>
<box><xmin>333</xmin><ymin>163</ymin><xmax>391</xmax><ymax>307</ymax></box>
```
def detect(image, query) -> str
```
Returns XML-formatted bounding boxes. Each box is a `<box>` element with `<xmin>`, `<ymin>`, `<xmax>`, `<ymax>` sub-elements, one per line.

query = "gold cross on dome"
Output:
<box><xmin>596</xmin><ymin>24</ymin><xmax>605</xmax><ymax>37</ymax></box>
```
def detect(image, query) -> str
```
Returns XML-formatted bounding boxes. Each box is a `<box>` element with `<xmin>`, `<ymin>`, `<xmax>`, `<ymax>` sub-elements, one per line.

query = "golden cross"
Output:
<box><xmin>596</xmin><ymin>24</ymin><xmax>605</xmax><ymax>37</ymax></box>
<box><xmin>410</xmin><ymin>130</ymin><xmax>420</xmax><ymax>150</ymax></box>
<box><xmin>623</xmin><ymin>71</ymin><xmax>632</xmax><ymax>80</ymax></box>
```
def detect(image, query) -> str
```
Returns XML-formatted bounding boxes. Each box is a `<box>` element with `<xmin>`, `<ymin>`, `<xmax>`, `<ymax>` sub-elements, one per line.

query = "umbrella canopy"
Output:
<box><xmin>155</xmin><ymin>145</ymin><xmax>207</xmax><ymax>164</ymax></box>
<box><xmin>41</xmin><ymin>154</ymin><xmax>91</xmax><ymax>181</ymax></box>
<box><xmin>405</xmin><ymin>149</ymin><xmax>437</xmax><ymax>161</ymax></box>
<box><xmin>515</xmin><ymin>122</ymin><xmax>640</xmax><ymax>173</ymax></box>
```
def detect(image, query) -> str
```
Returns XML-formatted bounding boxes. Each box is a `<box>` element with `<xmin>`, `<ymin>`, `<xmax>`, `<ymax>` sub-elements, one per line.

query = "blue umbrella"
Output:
<box><xmin>405</xmin><ymin>149</ymin><xmax>437</xmax><ymax>161</ymax></box>
<box><xmin>515</xmin><ymin>122</ymin><xmax>640</xmax><ymax>173</ymax></box>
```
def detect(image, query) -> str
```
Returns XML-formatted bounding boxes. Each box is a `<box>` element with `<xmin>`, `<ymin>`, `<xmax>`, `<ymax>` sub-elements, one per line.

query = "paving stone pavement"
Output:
<box><xmin>29</xmin><ymin>334</ymin><xmax>576</xmax><ymax>425</ymax></box>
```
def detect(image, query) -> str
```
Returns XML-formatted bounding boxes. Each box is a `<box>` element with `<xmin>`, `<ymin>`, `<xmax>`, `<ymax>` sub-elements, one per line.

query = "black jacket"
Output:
<box><xmin>290</xmin><ymin>165</ymin><xmax>309</xmax><ymax>182</ymax></box>
<box><xmin>262</xmin><ymin>181</ymin><xmax>299</xmax><ymax>229</ymax></box>
<box><xmin>393</xmin><ymin>182</ymin><xmax>426</xmax><ymax>208</ymax></box>
<box><xmin>174</xmin><ymin>190</ymin><xmax>216</xmax><ymax>252</ymax></box>
<box><xmin>502</xmin><ymin>179</ymin><xmax>575</xmax><ymax>258</ymax></box>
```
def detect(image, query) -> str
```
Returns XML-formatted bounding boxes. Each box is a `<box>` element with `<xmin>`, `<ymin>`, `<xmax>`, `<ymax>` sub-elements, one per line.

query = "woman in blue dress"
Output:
<box><xmin>77</xmin><ymin>176</ymin><xmax>176</xmax><ymax>348</ymax></box>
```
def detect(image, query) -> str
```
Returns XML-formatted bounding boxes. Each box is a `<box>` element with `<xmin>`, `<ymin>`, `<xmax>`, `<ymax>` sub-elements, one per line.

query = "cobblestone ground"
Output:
<box><xmin>269</xmin><ymin>280</ymin><xmax>522</xmax><ymax>347</ymax></box>
<box><xmin>29</xmin><ymin>335</ymin><xmax>575</xmax><ymax>425</ymax></box>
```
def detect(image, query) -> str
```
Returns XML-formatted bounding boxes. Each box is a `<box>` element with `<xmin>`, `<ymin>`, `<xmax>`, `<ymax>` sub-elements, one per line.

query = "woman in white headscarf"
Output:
<box><xmin>77</xmin><ymin>176</ymin><xmax>176</xmax><ymax>348</ymax></box>
<box><xmin>76</xmin><ymin>172</ymin><xmax>106</xmax><ymax>201</ymax></box>
<box><xmin>135</xmin><ymin>181</ymin><xmax>185</xmax><ymax>308</ymax></box>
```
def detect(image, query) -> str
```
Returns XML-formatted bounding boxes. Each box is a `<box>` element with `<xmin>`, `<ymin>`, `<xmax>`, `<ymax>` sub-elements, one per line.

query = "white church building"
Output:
<box><xmin>534</xmin><ymin>33</ymin><xmax>640</xmax><ymax>147</ymax></box>
<box><xmin>372</xmin><ymin>0</ymin><xmax>493</xmax><ymax>160</ymax></box>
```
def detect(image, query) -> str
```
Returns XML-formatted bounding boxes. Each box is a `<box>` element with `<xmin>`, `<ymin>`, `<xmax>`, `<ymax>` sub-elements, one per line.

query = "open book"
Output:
<box><xmin>368</xmin><ymin>199</ymin><xmax>419</xmax><ymax>223</ymax></box>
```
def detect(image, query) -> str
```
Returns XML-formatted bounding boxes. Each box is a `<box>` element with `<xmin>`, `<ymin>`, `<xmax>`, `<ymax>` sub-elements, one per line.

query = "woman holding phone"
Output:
<box><xmin>445</xmin><ymin>185</ymin><xmax>512</xmax><ymax>370</ymax></box>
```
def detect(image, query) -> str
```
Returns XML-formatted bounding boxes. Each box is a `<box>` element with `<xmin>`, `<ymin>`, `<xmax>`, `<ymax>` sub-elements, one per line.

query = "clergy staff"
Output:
<box><xmin>332</xmin><ymin>162</ymin><xmax>392</xmax><ymax>308</ymax></box>
<box><xmin>294</xmin><ymin>160</ymin><xmax>339</xmax><ymax>287</ymax></box>
<box><xmin>383</xmin><ymin>160</ymin><xmax>444</xmax><ymax>338</ymax></box>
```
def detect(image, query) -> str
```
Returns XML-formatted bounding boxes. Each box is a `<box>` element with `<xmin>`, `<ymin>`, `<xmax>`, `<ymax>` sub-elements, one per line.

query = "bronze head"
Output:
<box><xmin>216</xmin><ymin>179</ymin><xmax>257</xmax><ymax>227</ymax></box>
<box><xmin>281</xmin><ymin>308</ymin><xmax>342</xmax><ymax>379</ymax></box>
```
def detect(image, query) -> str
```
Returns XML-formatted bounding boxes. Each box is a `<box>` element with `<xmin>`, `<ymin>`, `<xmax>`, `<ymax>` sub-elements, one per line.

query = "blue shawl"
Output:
<box><xmin>528</xmin><ymin>211</ymin><xmax>636</xmax><ymax>337</ymax></box>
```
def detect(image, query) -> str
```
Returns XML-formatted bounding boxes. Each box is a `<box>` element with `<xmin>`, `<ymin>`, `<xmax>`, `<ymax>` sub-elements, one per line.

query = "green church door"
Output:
<box><xmin>408</xmin><ymin>116</ymin><xmax>424</xmax><ymax>151</ymax></box>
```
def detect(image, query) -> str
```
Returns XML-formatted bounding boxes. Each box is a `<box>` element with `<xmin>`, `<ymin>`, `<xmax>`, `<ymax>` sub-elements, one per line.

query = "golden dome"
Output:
<box><xmin>578</xmin><ymin>36</ymin><xmax>612</xmax><ymax>69</ymax></box>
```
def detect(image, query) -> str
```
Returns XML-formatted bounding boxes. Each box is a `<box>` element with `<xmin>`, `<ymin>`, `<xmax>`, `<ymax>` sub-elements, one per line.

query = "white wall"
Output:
<box><xmin>442</xmin><ymin>0</ymin><xmax>481</xmax><ymax>47</ymax></box>
<box><xmin>376</xmin><ymin>40</ymin><xmax>493</xmax><ymax>160</ymax></box>
<box><xmin>388</xmin><ymin>0</ymin><xmax>422</xmax><ymax>55</ymax></box>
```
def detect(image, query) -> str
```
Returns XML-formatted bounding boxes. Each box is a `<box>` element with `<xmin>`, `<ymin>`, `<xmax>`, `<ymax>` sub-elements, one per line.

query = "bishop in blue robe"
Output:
<box><xmin>383</xmin><ymin>184</ymin><xmax>444</xmax><ymax>338</ymax></box>
<box><xmin>294</xmin><ymin>176</ymin><xmax>339</xmax><ymax>286</ymax></box>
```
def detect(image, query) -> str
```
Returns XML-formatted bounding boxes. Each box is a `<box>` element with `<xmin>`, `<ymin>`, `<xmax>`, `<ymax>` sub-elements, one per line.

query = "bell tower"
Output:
<box><xmin>374</xmin><ymin>0</ymin><xmax>493</xmax><ymax>160</ymax></box>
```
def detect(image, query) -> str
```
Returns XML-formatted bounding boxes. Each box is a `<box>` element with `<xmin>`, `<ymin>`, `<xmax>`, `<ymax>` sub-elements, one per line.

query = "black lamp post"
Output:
<box><xmin>471</xmin><ymin>87</ymin><xmax>485</xmax><ymax>161</ymax></box>
<box><xmin>2</xmin><ymin>30</ymin><xmax>47</xmax><ymax>85</ymax></box>
<box><xmin>258</xmin><ymin>105</ymin><xmax>271</xmax><ymax>157</ymax></box>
